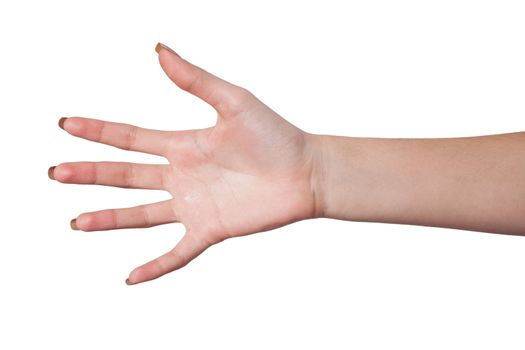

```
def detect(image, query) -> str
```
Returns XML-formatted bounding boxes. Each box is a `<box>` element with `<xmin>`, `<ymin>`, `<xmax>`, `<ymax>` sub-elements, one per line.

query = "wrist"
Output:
<box><xmin>306</xmin><ymin>133</ymin><xmax>335</xmax><ymax>219</ymax></box>
<box><xmin>307</xmin><ymin>133</ymin><xmax>377</xmax><ymax>222</ymax></box>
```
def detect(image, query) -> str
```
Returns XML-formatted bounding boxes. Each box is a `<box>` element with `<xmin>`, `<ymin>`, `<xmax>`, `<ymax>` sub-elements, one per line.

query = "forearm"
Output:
<box><xmin>311</xmin><ymin>132</ymin><xmax>525</xmax><ymax>235</ymax></box>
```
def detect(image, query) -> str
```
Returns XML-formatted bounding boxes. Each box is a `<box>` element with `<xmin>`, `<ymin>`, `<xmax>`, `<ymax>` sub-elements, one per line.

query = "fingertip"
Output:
<box><xmin>61</xmin><ymin>117</ymin><xmax>85</xmax><ymax>135</ymax></box>
<box><xmin>127</xmin><ymin>266</ymin><xmax>152</xmax><ymax>285</ymax></box>
<box><xmin>52</xmin><ymin>163</ymin><xmax>74</xmax><ymax>183</ymax></box>
<box><xmin>58</xmin><ymin>116</ymin><xmax>84</xmax><ymax>135</ymax></box>
<box><xmin>127</xmin><ymin>259</ymin><xmax>170</xmax><ymax>285</ymax></box>
<box><xmin>74</xmin><ymin>213</ymin><xmax>94</xmax><ymax>231</ymax></box>
<box><xmin>155</xmin><ymin>42</ymin><xmax>180</xmax><ymax>58</ymax></box>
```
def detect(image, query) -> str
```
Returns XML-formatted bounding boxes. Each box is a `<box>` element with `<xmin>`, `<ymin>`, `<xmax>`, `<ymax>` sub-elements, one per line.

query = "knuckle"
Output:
<box><xmin>104</xmin><ymin>209</ymin><xmax>117</xmax><ymax>230</ymax></box>
<box><xmin>162</xmin><ymin>133</ymin><xmax>176</xmax><ymax>156</ymax></box>
<box><xmin>179</xmin><ymin>71</ymin><xmax>203</xmax><ymax>94</ymax></box>
<box><xmin>123</xmin><ymin>125</ymin><xmax>138</xmax><ymax>151</ymax></box>
<box><xmin>225</xmin><ymin>87</ymin><xmax>255</xmax><ymax>116</ymax></box>
<box><xmin>124</xmin><ymin>164</ymin><xmax>135</xmax><ymax>188</ymax></box>
<box><xmin>140</xmin><ymin>205</ymin><xmax>152</xmax><ymax>227</ymax></box>
<box><xmin>91</xmin><ymin>162</ymin><xmax>99</xmax><ymax>184</ymax></box>
<box><xmin>236</xmin><ymin>87</ymin><xmax>254</xmax><ymax>101</ymax></box>
<box><xmin>188</xmin><ymin>232</ymin><xmax>214</xmax><ymax>249</ymax></box>
<box><xmin>95</xmin><ymin>120</ymin><xmax>106</xmax><ymax>143</ymax></box>
<box><xmin>167</xmin><ymin>249</ymin><xmax>189</xmax><ymax>269</ymax></box>
<box><xmin>160</xmin><ymin>165</ymin><xmax>169</xmax><ymax>189</ymax></box>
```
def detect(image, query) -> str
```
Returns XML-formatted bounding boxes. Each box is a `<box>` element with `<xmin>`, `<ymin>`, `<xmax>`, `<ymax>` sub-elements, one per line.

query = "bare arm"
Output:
<box><xmin>313</xmin><ymin>132</ymin><xmax>525</xmax><ymax>235</ymax></box>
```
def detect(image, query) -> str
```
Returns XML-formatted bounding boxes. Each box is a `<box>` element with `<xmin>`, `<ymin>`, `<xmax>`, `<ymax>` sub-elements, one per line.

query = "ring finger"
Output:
<box><xmin>72</xmin><ymin>200</ymin><xmax>178</xmax><ymax>231</ymax></box>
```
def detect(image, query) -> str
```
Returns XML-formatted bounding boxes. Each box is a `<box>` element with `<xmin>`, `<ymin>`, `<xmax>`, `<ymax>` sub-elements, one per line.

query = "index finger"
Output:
<box><xmin>59</xmin><ymin>117</ymin><xmax>173</xmax><ymax>157</ymax></box>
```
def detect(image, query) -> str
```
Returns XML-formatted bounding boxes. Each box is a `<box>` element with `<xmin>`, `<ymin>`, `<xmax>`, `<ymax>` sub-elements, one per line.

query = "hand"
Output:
<box><xmin>50</xmin><ymin>43</ymin><xmax>320</xmax><ymax>285</ymax></box>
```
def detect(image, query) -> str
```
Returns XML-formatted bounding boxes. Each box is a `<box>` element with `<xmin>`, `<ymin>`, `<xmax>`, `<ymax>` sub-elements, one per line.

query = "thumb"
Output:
<box><xmin>155</xmin><ymin>42</ymin><xmax>242</xmax><ymax>114</ymax></box>
<box><xmin>126</xmin><ymin>232</ymin><xmax>210</xmax><ymax>285</ymax></box>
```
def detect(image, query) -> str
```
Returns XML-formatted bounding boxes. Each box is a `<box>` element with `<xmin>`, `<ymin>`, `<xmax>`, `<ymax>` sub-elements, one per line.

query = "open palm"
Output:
<box><xmin>50</xmin><ymin>43</ymin><xmax>319</xmax><ymax>284</ymax></box>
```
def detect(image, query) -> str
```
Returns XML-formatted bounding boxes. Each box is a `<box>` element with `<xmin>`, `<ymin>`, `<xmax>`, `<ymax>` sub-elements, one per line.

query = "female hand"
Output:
<box><xmin>49</xmin><ymin>43</ymin><xmax>320</xmax><ymax>285</ymax></box>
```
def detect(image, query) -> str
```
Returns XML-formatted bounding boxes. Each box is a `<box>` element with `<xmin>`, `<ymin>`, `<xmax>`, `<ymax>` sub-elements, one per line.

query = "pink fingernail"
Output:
<box><xmin>125</xmin><ymin>278</ymin><xmax>134</xmax><ymax>285</ymax></box>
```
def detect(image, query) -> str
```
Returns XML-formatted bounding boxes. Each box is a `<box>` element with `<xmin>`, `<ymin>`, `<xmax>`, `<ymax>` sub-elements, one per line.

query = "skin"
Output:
<box><xmin>49</xmin><ymin>43</ymin><xmax>525</xmax><ymax>285</ymax></box>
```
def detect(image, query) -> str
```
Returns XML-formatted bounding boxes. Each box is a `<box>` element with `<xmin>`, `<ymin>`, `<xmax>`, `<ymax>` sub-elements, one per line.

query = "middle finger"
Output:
<box><xmin>50</xmin><ymin>162</ymin><xmax>168</xmax><ymax>190</ymax></box>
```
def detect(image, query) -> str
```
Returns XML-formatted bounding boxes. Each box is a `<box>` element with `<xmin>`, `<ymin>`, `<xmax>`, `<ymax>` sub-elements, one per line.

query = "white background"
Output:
<box><xmin>1</xmin><ymin>0</ymin><xmax>524</xmax><ymax>348</ymax></box>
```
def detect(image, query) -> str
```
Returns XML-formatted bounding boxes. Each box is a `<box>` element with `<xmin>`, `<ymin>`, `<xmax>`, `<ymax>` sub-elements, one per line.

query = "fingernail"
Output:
<box><xmin>125</xmin><ymin>278</ymin><xmax>134</xmax><ymax>285</ymax></box>
<box><xmin>58</xmin><ymin>117</ymin><xmax>67</xmax><ymax>130</ymax></box>
<box><xmin>155</xmin><ymin>42</ymin><xmax>180</xmax><ymax>57</ymax></box>
<box><xmin>70</xmin><ymin>219</ymin><xmax>78</xmax><ymax>230</ymax></box>
<box><xmin>48</xmin><ymin>166</ymin><xmax>56</xmax><ymax>180</ymax></box>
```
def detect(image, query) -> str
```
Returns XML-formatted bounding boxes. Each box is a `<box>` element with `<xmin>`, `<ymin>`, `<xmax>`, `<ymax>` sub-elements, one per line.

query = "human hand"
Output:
<box><xmin>49</xmin><ymin>43</ymin><xmax>321</xmax><ymax>285</ymax></box>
